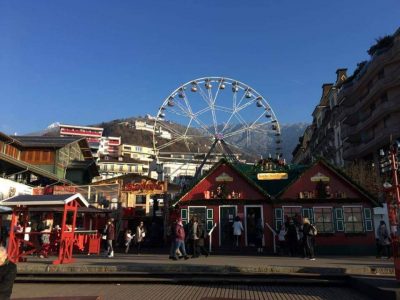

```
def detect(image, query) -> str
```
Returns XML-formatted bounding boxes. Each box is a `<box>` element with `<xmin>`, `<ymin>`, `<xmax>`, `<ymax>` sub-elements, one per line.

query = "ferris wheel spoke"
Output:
<box><xmin>194</xmin><ymin>106</ymin><xmax>212</xmax><ymax>118</ymax></box>
<box><xmin>184</xmin><ymin>117</ymin><xmax>194</xmax><ymax>136</ymax></box>
<box><xmin>214</xmin><ymin>105</ymin><xmax>233</xmax><ymax>113</ymax></box>
<box><xmin>168</xmin><ymin>103</ymin><xmax>190</xmax><ymax>117</ymax></box>
<box><xmin>174</xmin><ymin>98</ymin><xmax>194</xmax><ymax>119</ymax></box>
<box><xmin>208</xmin><ymin>88</ymin><xmax>218</xmax><ymax>135</ymax></box>
<box><xmin>156</xmin><ymin>135</ymin><xmax>187</xmax><ymax>151</ymax></box>
<box><xmin>223</xmin><ymin>126</ymin><xmax>250</xmax><ymax>139</ymax></box>
<box><xmin>158</xmin><ymin>120</ymin><xmax>187</xmax><ymax>137</ymax></box>
<box><xmin>197</xmin><ymin>84</ymin><xmax>212</xmax><ymax>107</ymax></box>
<box><xmin>236</xmin><ymin>89</ymin><xmax>247</xmax><ymax>108</ymax></box>
<box><xmin>236</xmin><ymin>98</ymin><xmax>257</xmax><ymax>112</ymax></box>
<box><xmin>181</xmin><ymin>91</ymin><xmax>194</xmax><ymax>115</ymax></box>
<box><xmin>248</xmin><ymin>109</ymin><xmax>270</xmax><ymax>129</ymax></box>
<box><xmin>191</xmin><ymin>117</ymin><xmax>215</xmax><ymax>138</ymax></box>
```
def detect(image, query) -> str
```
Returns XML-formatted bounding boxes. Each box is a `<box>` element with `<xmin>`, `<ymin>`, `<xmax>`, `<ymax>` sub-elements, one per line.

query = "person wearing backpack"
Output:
<box><xmin>301</xmin><ymin>217</ymin><xmax>316</xmax><ymax>260</ymax></box>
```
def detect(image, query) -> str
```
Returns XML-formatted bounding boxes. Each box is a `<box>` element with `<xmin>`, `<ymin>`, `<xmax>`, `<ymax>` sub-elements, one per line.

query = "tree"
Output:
<box><xmin>343</xmin><ymin>160</ymin><xmax>381</xmax><ymax>198</ymax></box>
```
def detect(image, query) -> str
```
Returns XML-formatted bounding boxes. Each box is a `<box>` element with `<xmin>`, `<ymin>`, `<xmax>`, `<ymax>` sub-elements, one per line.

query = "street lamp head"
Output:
<box><xmin>379</xmin><ymin>149</ymin><xmax>385</xmax><ymax>157</ymax></box>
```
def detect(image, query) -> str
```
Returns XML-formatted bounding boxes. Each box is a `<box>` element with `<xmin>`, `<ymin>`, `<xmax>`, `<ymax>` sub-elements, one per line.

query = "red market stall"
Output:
<box><xmin>0</xmin><ymin>193</ymin><xmax>93</xmax><ymax>264</ymax></box>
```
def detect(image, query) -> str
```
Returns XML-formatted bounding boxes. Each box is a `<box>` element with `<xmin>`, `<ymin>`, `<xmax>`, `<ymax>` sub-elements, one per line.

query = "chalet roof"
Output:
<box><xmin>178</xmin><ymin>158</ymin><xmax>271</xmax><ymax>203</ymax></box>
<box><xmin>0</xmin><ymin>193</ymin><xmax>89</xmax><ymax>207</ymax></box>
<box><xmin>235</xmin><ymin>163</ymin><xmax>307</xmax><ymax>198</ymax></box>
<box><xmin>12</xmin><ymin>136</ymin><xmax>83</xmax><ymax>148</ymax></box>
<box><xmin>275</xmin><ymin>159</ymin><xmax>380</xmax><ymax>206</ymax></box>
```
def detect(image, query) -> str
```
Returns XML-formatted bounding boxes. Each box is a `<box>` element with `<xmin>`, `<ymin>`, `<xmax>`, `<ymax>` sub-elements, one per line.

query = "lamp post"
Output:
<box><xmin>380</xmin><ymin>142</ymin><xmax>400</xmax><ymax>280</ymax></box>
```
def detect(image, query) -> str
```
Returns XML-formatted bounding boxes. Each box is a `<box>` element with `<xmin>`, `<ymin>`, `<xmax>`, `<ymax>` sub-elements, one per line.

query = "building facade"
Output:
<box><xmin>293</xmin><ymin>27</ymin><xmax>400</xmax><ymax>167</ymax></box>
<box><xmin>176</xmin><ymin>159</ymin><xmax>379</xmax><ymax>254</ymax></box>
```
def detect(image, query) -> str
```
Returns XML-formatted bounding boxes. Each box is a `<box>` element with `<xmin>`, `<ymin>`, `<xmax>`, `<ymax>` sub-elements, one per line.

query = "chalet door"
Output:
<box><xmin>220</xmin><ymin>206</ymin><xmax>236</xmax><ymax>247</ymax></box>
<box><xmin>245</xmin><ymin>206</ymin><xmax>262</xmax><ymax>246</ymax></box>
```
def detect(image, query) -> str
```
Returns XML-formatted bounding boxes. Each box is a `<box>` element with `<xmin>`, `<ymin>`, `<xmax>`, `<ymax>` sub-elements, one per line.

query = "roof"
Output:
<box><xmin>0</xmin><ymin>193</ymin><xmax>89</xmax><ymax>207</ymax></box>
<box><xmin>0</xmin><ymin>152</ymin><xmax>73</xmax><ymax>185</ymax></box>
<box><xmin>178</xmin><ymin>158</ymin><xmax>271</xmax><ymax>202</ymax></box>
<box><xmin>235</xmin><ymin>163</ymin><xmax>307</xmax><ymax>198</ymax></box>
<box><xmin>12</xmin><ymin>136</ymin><xmax>83</xmax><ymax>148</ymax></box>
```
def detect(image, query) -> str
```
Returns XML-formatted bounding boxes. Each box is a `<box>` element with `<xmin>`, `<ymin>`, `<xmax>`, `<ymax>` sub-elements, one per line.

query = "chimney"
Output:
<box><xmin>335</xmin><ymin>68</ymin><xmax>347</xmax><ymax>84</ymax></box>
<box><xmin>321</xmin><ymin>83</ymin><xmax>333</xmax><ymax>98</ymax></box>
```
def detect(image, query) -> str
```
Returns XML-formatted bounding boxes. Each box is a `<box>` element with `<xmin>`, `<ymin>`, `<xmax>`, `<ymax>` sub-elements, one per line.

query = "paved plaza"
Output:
<box><xmin>12</xmin><ymin>283</ymin><xmax>370</xmax><ymax>300</ymax></box>
<box><xmin>16</xmin><ymin>253</ymin><xmax>394</xmax><ymax>275</ymax></box>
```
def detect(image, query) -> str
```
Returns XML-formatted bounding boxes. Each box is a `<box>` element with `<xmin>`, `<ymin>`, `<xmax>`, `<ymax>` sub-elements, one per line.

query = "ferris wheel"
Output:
<box><xmin>152</xmin><ymin>77</ymin><xmax>282</xmax><ymax>165</ymax></box>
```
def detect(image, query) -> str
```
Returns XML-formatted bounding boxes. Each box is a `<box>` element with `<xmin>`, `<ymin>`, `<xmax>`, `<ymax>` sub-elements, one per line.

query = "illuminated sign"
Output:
<box><xmin>311</xmin><ymin>172</ymin><xmax>330</xmax><ymax>182</ymax></box>
<box><xmin>257</xmin><ymin>173</ymin><xmax>288</xmax><ymax>180</ymax></box>
<box><xmin>216</xmin><ymin>172</ymin><xmax>233</xmax><ymax>182</ymax></box>
<box><xmin>123</xmin><ymin>179</ymin><xmax>164</xmax><ymax>192</ymax></box>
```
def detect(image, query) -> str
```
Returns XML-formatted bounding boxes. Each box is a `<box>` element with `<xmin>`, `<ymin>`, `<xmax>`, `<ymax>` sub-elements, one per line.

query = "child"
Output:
<box><xmin>124</xmin><ymin>229</ymin><xmax>134</xmax><ymax>254</ymax></box>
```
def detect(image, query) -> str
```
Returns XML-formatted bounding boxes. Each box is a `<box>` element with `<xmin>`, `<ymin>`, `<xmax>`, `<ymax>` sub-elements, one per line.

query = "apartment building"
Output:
<box><xmin>293</xmin><ymin>27</ymin><xmax>400</xmax><ymax>166</ymax></box>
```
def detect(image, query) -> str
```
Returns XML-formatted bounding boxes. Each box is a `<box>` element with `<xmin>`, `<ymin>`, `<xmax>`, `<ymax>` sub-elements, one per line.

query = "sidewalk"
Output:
<box><xmin>16</xmin><ymin>253</ymin><xmax>395</xmax><ymax>276</ymax></box>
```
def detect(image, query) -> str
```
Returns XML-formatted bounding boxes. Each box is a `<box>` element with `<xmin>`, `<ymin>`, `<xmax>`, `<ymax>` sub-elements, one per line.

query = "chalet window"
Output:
<box><xmin>302</xmin><ymin>208</ymin><xmax>314</xmax><ymax>224</ymax></box>
<box><xmin>343</xmin><ymin>206</ymin><xmax>364</xmax><ymax>233</ymax></box>
<box><xmin>334</xmin><ymin>208</ymin><xmax>344</xmax><ymax>231</ymax></box>
<box><xmin>283</xmin><ymin>206</ymin><xmax>302</xmax><ymax>220</ymax></box>
<box><xmin>364</xmin><ymin>208</ymin><xmax>373</xmax><ymax>231</ymax></box>
<box><xmin>313</xmin><ymin>207</ymin><xmax>334</xmax><ymax>233</ymax></box>
<box><xmin>274</xmin><ymin>208</ymin><xmax>283</xmax><ymax>230</ymax></box>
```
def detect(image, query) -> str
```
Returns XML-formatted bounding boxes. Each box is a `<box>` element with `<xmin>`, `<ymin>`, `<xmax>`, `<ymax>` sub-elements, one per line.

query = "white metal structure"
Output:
<box><xmin>153</xmin><ymin>77</ymin><xmax>282</xmax><ymax>162</ymax></box>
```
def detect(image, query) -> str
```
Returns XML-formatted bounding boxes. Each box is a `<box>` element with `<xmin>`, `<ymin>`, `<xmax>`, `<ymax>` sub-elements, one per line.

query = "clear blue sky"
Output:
<box><xmin>1</xmin><ymin>0</ymin><xmax>399</xmax><ymax>134</ymax></box>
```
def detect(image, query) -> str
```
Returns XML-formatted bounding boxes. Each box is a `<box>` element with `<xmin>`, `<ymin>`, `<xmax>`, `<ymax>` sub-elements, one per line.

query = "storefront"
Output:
<box><xmin>176</xmin><ymin>159</ymin><xmax>380</xmax><ymax>254</ymax></box>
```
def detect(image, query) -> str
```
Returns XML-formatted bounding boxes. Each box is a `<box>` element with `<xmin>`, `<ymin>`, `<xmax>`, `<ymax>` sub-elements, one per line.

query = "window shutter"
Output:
<box><xmin>364</xmin><ymin>208</ymin><xmax>373</xmax><ymax>231</ymax></box>
<box><xmin>334</xmin><ymin>208</ymin><xmax>344</xmax><ymax>232</ymax></box>
<box><xmin>275</xmin><ymin>208</ymin><xmax>283</xmax><ymax>230</ymax></box>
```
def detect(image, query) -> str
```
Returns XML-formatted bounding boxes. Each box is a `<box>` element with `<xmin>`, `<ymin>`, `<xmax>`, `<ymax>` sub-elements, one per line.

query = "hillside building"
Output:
<box><xmin>0</xmin><ymin>132</ymin><xmax>99</xmax><ymax>185</ymax></box>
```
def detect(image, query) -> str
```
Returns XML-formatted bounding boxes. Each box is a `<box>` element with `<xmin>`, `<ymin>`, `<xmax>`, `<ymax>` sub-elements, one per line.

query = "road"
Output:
<box><xmin>12</xmin><ymin>283</ymin><xmax>371</xmax><ymax>300</ymax></box>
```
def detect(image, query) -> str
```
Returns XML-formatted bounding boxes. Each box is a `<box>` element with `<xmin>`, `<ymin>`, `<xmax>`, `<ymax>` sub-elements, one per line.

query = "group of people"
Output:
<box><xmin>103</xmin><ymin>218</ymin><xmax>147</xmax><ymax>257</ymax></box>
<box><xmin>232</xmin><ymin>216</ymin><xmax>264</xmax><ymax>253</ymax></box>
<box><xmin>168</xmin><ymin>216</ymin><xmax>209</xmax><ymax>261</ymax></box>
<box><xmin>277</xmin><ymin>217</ymin><xmax>317</xmax><ymax>260</ymax></box>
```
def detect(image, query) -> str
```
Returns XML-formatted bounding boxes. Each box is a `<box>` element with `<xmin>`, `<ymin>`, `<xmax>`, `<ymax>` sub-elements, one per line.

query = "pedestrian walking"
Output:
<box><xmin>376</xmin><ymin>220</ymin><xmax>391</xmax><ymax>259</ymax></box>
<box><xmin>172</xmin><ymin>218</ymin><xmax>189</xmax><ymax>261</ymax></box>
<box><xmin>168</xmin><ymin>220</ymin><xmax>178</xmax><ymax>259</ymax></box>
<box><xmin>0</xmin><ymin>246</ymin><xmax>17</xmax><ymax>300</ymax></box>
<box><xmin>197</xmin><ymin>223</ymin><xmax>209</xmax><ymax>257</ymax></box>
<box><xmin>255</xmin><ymin>218</ymin><xmax>264</xmax><ymax>253</ymax></box>
<box><xmin>106</xmin><ymin>218</ymin><xmax>115</xmax><ymax>258</ymax></box>
<box><xmin>191</xmin><ymin>216</ymin><xmax>200</xmax><ymax>258</ymax></box>
<box><xmin>124</xmin><ymin>229</ymin><xmax>134</xmax><ymax>254</ymax></box>
<box><xmin>232</xmin><ymin>216</ymin><xmax>244</xmax><ymax>247</ymax></box>
<box><xmin>286</xmin><ymin>219</ymin><xmax>298</xmax><ymax>256</ymax></box>
<box><xmin>302</xmin><ymin>218</ymin><xmax>316</xmax><ymax>260</ymax></box>
<box><xmin>135</xmin><ymin>221</ymin><xmax>146</xmax><ymax>254</ymax></box>
<box><xmin>39</xmin><ymin>225</ymin><xmax>51</xmax><ymax>258</ymax></box>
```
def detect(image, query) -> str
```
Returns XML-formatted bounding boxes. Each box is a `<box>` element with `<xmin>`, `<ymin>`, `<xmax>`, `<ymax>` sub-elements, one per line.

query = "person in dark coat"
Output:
<box><xmin>286</xmin><ymin>218</ymin><xmax>298</xmax><ymax>256</ymax></box>
<box><xmin>0</xmin><ymin>246</ymin><xmax>17</xmax><ymax>300</ymax></box>
<box><xmin>197</xmin><ymin>223</ymin><xmax>209</xmax><ymax>257</ymax></box>
<box><xmin>106</xmin><ymin>218</ymin><xmax>115</xmax><ymax>258</ymax></box>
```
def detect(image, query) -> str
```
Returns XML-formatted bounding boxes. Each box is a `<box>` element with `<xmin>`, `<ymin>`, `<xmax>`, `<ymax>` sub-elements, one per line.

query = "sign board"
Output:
<box><xmin>123</xmin><ymin>179</ymin><xmax>165</xmax><ymax>192</ymax></box>
<box><xmin>310</xmin><ymin>172</ymin><xmax>330</xmax><ymax>182</ymax></box>
<box><xmin>0</xmin><ymin>178</ymin><xmax>33</xmax><ymax>200</ymax></box>
<box><xmin>257</xmin><ymin>173</ymin><xmax>288</xmax><ymax>180</ymax></box>
<box><xmin>216</xmin><ymin>172</ymin><xmax>233</xmax><ymax>182</ymax></box>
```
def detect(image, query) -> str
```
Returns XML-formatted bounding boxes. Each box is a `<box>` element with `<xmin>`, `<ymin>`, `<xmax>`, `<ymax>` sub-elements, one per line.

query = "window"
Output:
<box><xmin>283</xmin><ymin>206</ymin><xmax>301</xmax><ymax>219</ymax></box>
<box><xmin>364</xmin><ymin>208</ymin><xmax>373</xmax><ymax>231</ymax></box>
<box><xmin>343</xmin><ymin>206</ymin><xmax>364</xmax><ymax>233</ymax></box>
<box><xmin>335</xmin><ymin>208</ymin><xmax>344</xmax><ymax>231</ymax></box>
<box><xmin>135</xmin><ymin>146</ymin><xmax>142</xmax><ymax>152</ymax></box>
<box><xmin>135</xmin><ymin>195</ymin><xmax>147</xmax><ymax>205</ymax></box>
<box><xmin>274</xmin><ymin>208</ymin><xmax>283</xmax><ymax>230</ymax></box>
<box><xmin>302</xmin><ymin>208</ymin><xmax>314</xmax><ymax>224</ymax></box>
<box><xmin>313</xmin><ymin>207</ymin><xmax>334</xmax><ymax>233</ymax></box>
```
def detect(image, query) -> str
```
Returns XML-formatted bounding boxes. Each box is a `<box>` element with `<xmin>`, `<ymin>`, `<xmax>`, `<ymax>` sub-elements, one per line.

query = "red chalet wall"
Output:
<box><xmin>280</xmin><ymin>162</ymin><xmax>362</xmax><ymax>199</ymax></box>
<box><xmin>180</xmin><ymin>163</ymin><xmax>266</xmax><ymax>201</ymax></box>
